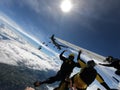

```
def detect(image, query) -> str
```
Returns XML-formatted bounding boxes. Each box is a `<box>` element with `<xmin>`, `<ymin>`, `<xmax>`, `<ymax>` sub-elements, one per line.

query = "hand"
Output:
<box><xmin>78</xmin><ymin>50</ymin><xmax>82</xmax><ymax>54</ymax></box>
<box><xmin>63</xmin><ymin>50</ymin><xmax>67</xmax><ymax>52</ymax></box>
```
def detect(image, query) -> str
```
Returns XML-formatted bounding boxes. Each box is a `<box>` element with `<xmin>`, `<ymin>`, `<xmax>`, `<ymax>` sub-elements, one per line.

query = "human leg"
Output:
<box><xmin>34</xmin><ymin>72</ymin><xmax>61</xmax><ymax>87</ymax></box>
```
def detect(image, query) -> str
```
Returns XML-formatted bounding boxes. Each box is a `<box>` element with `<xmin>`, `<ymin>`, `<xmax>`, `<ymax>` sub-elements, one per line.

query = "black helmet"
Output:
<box><xmin>87</xmin><ymin>60</ymin><xmax>96</xmax><ymax>67</ymax></box>
<box><xmin>106</xmin><ymin>56</ymin><xmax>113</xmax><ymax>63</ymax></box>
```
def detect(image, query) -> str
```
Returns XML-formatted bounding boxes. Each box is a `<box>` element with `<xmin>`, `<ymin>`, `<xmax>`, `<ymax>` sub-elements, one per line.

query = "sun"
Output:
<box><xmin>60</xmin><ymin>0</ymin><xmax>72</xmax><ymax>13</ymax></box>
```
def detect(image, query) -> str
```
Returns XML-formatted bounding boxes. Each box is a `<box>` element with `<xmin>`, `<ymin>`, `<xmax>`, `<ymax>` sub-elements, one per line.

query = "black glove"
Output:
<box><xmin>78</xmin><ymin>50</ymin><xmax>82</xmax><ymax>55</ymax></box>
<box><xmin>63</xmin><ymin>50</ymin><xmax>67</xmax><ymax>52</ymax></box>
<box><xmin>77</xmin><ymin>50</ymin><xmax>82</xmax><ymax>60</ymax></box>
<box><xmin>101</xmin><ymin>82</ymin><xmax>110</xmax><ymax>90</ymax></box>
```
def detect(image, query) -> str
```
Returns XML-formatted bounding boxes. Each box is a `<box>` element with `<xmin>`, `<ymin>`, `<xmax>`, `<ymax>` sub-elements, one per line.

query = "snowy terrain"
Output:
<box><xmin>0</xmin><ymin>23</ymin><xmax>120</xmax><ymax>90</ymax></box>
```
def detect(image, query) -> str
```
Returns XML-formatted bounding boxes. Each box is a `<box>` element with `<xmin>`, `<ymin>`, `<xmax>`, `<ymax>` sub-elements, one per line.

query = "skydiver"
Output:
<box><xmin>33</xmin><ymin>50</ymin><xmax>80</xmax><ymax>89</ymax></box>
<box><xmin>56</xmin><ymin>51</ymin><xmax>116</xmax><ymax>90</ymax></box>
<box><xmin>99</xmin><ymin>56</ymin><xmax>120</xmax><ymax>75</ymax></box>
<box><xmin>42</xmin><ymin>42</ymin><xmax>45</xmax><ymax>44</ymax></box>
<box><xmin>38</xmin><ymin>46</ymin><xmax>42</xmax><ymax>50</ymax></box>
<box><xmin>49</xmin><ymin>34</ymin><xmax>68</xmax><ymax>50</ymax></box>
<box><xmin>71</xmin><ymin>60</ymin><xmax>111</xmax><ymax>90</ymax></box>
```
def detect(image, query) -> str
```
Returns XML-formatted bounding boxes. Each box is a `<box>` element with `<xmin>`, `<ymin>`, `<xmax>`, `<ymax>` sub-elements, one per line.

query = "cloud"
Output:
<box><xmin>0</xmin><ymin>12</ymin><xmax>36</xmax><ymax>42</ymax></box>
<box><xmin>23</xmin><ymin>0</ymin><xmax>42</xmax><ymax>13</ymax></box>
<box><xmin>22</xmin><ymin>0</ymin><xmax>56</xmax><ymax>14</ymax></box>
<box><xmin>20</xmin><ymin>0</ymin><xmax>63</xmax><ymax>22</ymax></box>
<box><xmin>55</xmin><ymin>37</ymin><xmax>109</xmax><ymax>65</ymax></box>
<box><xmin>0</xmin><ymin>12</ymin><xmax>59</xmax><ymax>56</ymax></box>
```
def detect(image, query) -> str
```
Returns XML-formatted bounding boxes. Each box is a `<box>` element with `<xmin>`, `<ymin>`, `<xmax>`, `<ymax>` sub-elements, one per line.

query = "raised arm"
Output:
<box><xmin>59</xmin><ymin>50</ymin><xmax>67</xmax><ymax>61</ymax></box>
<box><xmin>77</xmin><ymin>50</ymin><xmax>86</xmax><ymax>68</ymax></box>
<box><xmin>96</xmin><ymin>73</ymin><xmax>111</xmax><ymax>90</ymax></box>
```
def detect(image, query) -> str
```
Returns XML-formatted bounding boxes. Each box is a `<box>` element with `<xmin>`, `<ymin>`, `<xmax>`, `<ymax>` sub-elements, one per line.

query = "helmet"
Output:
<box><xmin>68</xmin><ymin>53</ymin><xmax>74</xmax><ymax>60</ymax></box>
<box><xmin>69</xmin><ymin>53</ymin><xmax>74</xmax><ymax>57</ymax></box>
<box><xmin>87</xmin><ymin>60</ymin><xmax>96</xmax><ymax>67</ymax></box>
<box><xmin>106</xmin><ymin>56</ymin><xmax>113</xmax><ymax>63</ymax></box>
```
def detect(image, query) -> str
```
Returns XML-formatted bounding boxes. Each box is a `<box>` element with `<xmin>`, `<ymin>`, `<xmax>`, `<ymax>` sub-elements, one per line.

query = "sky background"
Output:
<box><xmin>0</xmin><ymin>0</ymin><xmax>120</xmax><ymax>58</ymax></box>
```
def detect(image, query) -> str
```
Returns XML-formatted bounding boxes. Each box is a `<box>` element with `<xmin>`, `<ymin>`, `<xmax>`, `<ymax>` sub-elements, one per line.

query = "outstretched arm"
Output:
<box><xmin>96</xmin><ymin>73</ymin><xmax>111</xmax><ymax>90</ymax></box>
<box><xmin>99</xmin><ymin>63</ymin><xmax>113</xmax><ymax>67</ymax></box>
<box><xmin>77</xmin><ymin>50</ymin><xmax>86</xmax><ymax>68</ymax></box>
<box><xmin>59</xmin><ymin>50</ymin><xmax>67</xmax><ymax>61</ymax></box>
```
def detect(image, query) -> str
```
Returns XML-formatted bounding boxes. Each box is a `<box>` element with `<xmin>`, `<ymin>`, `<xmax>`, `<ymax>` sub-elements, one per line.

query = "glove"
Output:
<box><xmin>78</xmin><ymin>50</ymin><xmax>82</xmax><ymax>55</ymax></box>
<box><xmin>63</xmin><ymin>50</ymin><xmax>67</xmax><ymax>52</ymax></box>
<box><xmin>101</xmin><ymin>82</ymin><xmax>110</xmax><ymax>90</ymax></box>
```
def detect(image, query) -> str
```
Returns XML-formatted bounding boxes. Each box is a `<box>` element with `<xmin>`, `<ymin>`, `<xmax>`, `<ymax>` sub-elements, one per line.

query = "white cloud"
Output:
<box><xmin>0</xmin><ymin>12</ymin><xmax>28</xmax><ymax>37</ymax></box>
<box><xmin>22</xmin><ymin>0</ymin><xmax>50</xmax><ymax>14</ymax></box>
<box><xmin>0</xmin><ymin>12</ymin><xmax>59</xmax><ymax>56</ymax></box>
<box><xmin>0</xmin><ymin>28</ymin><xmax>60</xmax><ymax>71</ymax></box>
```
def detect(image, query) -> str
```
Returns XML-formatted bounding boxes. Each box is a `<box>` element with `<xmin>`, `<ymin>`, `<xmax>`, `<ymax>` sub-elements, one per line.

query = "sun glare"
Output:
<box><xmin>60</xmin><ymin>0</ymin><xmax>72</xmax><ymax>13</ymax></box>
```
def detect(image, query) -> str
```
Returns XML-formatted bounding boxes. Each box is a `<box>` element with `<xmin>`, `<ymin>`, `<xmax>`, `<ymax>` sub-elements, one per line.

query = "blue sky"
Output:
<box><xmin>0</xmin><ymin>0</ymin><xmax>120</xmax><ymax>58</ymax></box>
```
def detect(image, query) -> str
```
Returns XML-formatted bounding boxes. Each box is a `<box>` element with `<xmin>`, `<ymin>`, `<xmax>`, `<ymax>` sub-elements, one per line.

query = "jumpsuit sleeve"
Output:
<box><xmin>59</xmin><ymin>50</ymin><xmax>67</xmax><ymax>62</ymax></box>
<box><xmin>96</xmin><ymin>73</ymin><xmax>111</xmax><ymax>89</ymax></box>
<box><xmin>77</xmin><ymin>51</ymin><xmax>86</xmax><ymax>68</ymax></box>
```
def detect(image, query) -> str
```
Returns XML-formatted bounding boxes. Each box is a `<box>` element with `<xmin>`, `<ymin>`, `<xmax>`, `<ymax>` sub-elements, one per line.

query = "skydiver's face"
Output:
<box><xmin>87</xmin><ymin>63</ymin><xmax>95</xmax><ymax>68</ymax></box>
<box><xmin>68</xmin><ymin>56</ymin><xmax>74</xmax><ymax>60</ymax></box>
